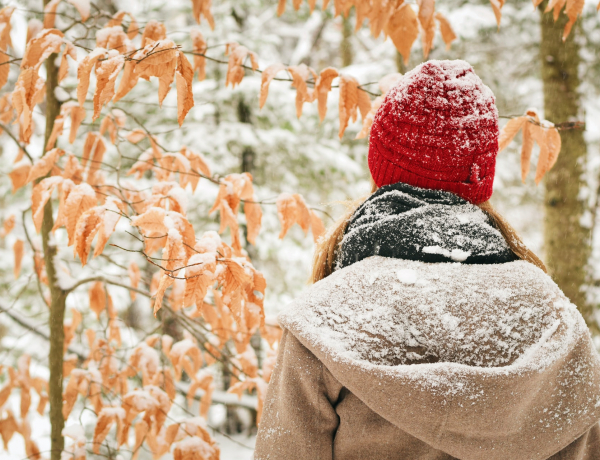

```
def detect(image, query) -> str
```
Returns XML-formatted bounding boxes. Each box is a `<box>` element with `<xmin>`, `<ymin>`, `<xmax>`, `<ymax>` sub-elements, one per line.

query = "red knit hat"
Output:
<box><xmin>368</xmin><ymin>60</ymin><xmax>499</xmax><ymax>204</ymax></box>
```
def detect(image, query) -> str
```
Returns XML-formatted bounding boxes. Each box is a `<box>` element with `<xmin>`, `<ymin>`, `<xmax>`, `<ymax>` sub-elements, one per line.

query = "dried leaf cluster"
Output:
<box><xmin>277</xmin><ymin>0</ymin><xmax>456</xmax><ymax>63</ymax></box>
<box><xmin>498</xmin><ymin>109</ymin><xmax>562</xmax><ymax>184</ymax></box>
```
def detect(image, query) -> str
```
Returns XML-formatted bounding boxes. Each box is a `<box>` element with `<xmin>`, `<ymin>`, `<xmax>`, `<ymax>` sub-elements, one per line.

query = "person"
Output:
<box><xmin>253</xmin><ymin>60</ymin><xmax>600</xmax><ymax>460</ymax></box>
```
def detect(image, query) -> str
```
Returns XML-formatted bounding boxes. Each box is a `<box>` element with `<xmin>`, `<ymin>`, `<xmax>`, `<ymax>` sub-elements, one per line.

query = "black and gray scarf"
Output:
<box><xmin>337</xmin><ymin>182</ymin><xmax>517</xmax><ymax>270</ymax></box>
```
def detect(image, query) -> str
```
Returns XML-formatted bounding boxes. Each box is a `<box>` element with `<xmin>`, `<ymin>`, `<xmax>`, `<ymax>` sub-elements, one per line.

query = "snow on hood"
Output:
<box><xmin>278</xmin><ymin>256</ymin><xmax>600</xmax><ymax>460</ymax></box>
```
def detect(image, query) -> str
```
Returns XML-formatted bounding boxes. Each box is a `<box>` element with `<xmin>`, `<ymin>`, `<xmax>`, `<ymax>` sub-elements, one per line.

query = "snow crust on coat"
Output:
<box><xmin>278</xmin><ymin>256</ymin><xmax>600</xmax><ymax>460</ymax></box>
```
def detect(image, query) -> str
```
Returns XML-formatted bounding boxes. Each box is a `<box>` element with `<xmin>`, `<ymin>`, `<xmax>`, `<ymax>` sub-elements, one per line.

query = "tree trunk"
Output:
<box><xmin>539</xmin><ymin>5</ymin><xmax>594</xmax><ymax>331</ymax></box>
<box><xmin>42</xmin><ymin>1</ymin><xmax>67</xmax><ymax>457</ymax></box>
<box><xmin>341</xmin><ymin>15</ymin><xmax>353</xmax><ymax>68</ymax></box>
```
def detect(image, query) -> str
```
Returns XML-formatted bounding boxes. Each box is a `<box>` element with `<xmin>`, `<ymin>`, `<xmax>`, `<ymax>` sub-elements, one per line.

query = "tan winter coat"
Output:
<box><xmin>254</xmin><ymin>257</ymin><xmax>600</xmax><ymax>460</ymax></box>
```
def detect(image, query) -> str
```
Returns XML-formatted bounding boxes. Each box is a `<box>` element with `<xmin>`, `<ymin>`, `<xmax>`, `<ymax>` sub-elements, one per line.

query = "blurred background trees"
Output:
<box><xmin>1</xmin><ymin>1</ymin><xmax>600</xmax><ymax>459</ymax></box>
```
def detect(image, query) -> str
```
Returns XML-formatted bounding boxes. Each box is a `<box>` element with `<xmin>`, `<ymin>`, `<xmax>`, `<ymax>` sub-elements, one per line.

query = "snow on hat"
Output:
<box><xmin>368</xmin><ymin>59</ymin><xmax>499</xmax><ymax>204</ymax></box>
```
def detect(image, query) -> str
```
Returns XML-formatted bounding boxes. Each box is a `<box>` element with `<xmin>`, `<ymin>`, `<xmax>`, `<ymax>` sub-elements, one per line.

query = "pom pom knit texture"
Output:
<box><xmin>368</xmin><ymin>60</ymin><xmax>499</xmax><ymax>204</ymax></box>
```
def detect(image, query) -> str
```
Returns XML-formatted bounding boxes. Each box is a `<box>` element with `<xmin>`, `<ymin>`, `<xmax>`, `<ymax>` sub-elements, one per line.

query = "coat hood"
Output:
<box><xmin>278</xmin><ymin>256</ymin><xmax>600</xmax><ymax>460</ymax></box>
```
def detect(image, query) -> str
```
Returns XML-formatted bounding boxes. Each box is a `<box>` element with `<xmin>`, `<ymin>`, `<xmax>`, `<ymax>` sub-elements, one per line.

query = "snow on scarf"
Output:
<box><xmin>337</xmin><ymin>181</ymin><xmax>517</xmax><ymax>270</ymax></box>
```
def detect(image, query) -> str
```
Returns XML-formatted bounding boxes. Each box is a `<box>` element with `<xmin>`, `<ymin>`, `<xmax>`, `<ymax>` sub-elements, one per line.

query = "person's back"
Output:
<box><xmin>254</xmin><ymin>60</ymin><xmax>600</xmax><ymax>460</ymax></box>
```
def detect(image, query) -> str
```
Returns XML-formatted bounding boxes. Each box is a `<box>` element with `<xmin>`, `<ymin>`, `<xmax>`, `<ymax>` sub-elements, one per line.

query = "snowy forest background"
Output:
<box><xmin>1</xmin><ymin>0</ymin><xmax>600</xmax><ymax>459</ymax></box>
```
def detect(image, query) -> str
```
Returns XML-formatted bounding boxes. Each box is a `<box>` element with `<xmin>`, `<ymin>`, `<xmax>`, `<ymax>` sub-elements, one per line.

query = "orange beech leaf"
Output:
<box><xmin>547</xmin><ymin>0</ymin><xmax>567</xmax><ymax>20</ymax></box>
<box><xmin>109</xmin><ymin>317</ymin><xmax>121</xmax><ymax>346</ymax></box>
<box><xmin>184</xmin><ymin>252</ymin><xmax>217</xmax><ymax>309</ymax></box>
<box><xmin>161</xmin><ymin>227</ymin><xmax>186</xmax><ymax>271</ymax></box>
<box><xmin>385</xmin><ymin>3</ymin><xmax>419</xmax><ymax>65</ymax></box>
<box><xmin>217</xmin><ymin>200</ymin><xmax>242</xmax><ymax>253</ymax></box>
<box><xmin>0</xmin><ymin>52</ymin><xmax>9</xmax><ymax>91</ymax></box>
<box><xmin>191</xmin><ymin>29</ymin><xmax>207</xmax><ymax>81</ymax></box>
<box><xmin>0</xmin><ymin>94</ymin><xmax>13</xmax><ymax>130</ymax></box>
<box><xmin>60</xmin><ymin>102</ymin><xmax>86</xmax><ymax>143</ymax></box>
<box><xmin>153</xmin><ymin>273</ymin><xmax>174</xmax><ymax>318</ymax></box>
<box><xmin>93</xmin><ymin>52</ymin><xmax>125</xmax><ymax>120</ymax></box>
<box><xmin>310</xmin><ymin>210</ymin><xmax>325</xmax><ymax>243</ymax></box>
<box><xmin>126</xmin><ymin>128</ymin><xmax>147</xmax><ymax>144</ymax></box>
<box><xmin>498</xmin><ymin>116</ymin><xmax>527</xmax><ymax>152</ymax></box>
<box><xmin>114</xmin><ymin>60</ymin><xmax>138</xmax><ymax>101</ymax></box>
<box><xmin>26</xmin><ymin>148</ymin><xmax>64</xmax><ymax>184</ymax></box>
<box><xmin>209</xmin><ymin>172</ymin><xmax>253</xmax><ymax>215</ymax></box>
<box><xmin>63</xmin><ymin>355</ymin><xmax>77</xmax><ymax>379</ymax></box>
<box><xmin>338</xmin><ymin>74</ymin><xmax>360</xmax><ymax>138</ymax></box>
<box><xmin>0</xmin><ymin>214</ymin><xmax>15</xmax><ymax>237</ymax></box>
<box><xmin>357</xmin><ymin>88</ymin><xmax>372</xmax><ymax>122</ymax></box>
<box><xmin>140</xmin><ymin>20</ymin><xmax>167</xmax><ymax>46</ymax></box>
<box><xmin>0</xmin><ymin>410</ymin><xmax>19</xmax><ymax>450</ymax></box>
<box><xmin>168</xmin><ymin>339</ymin><xmax>198</xmax><ymax>379</ymax></box>
<box><xmin>354</xmin><ymin>0</ymin><xmax>371</xmax><ymax>30</ymax></box>
<box><xmin>9</xmin><ymin>162</ymin><xmax>31</xmax><ymax>193</ymax></box>
<box><xmin>533</xmin><ymin>124</ymin><xmax>562</xmax><ymax>185</ymax></box>
<box><xmin>227</xmin><ymin>377</ymin><xmax>268</xmax><ymax>423</ymax></box>
<box><xmin>236</xmin><ymin>345</ymin><xmax>259</xmax><ymax>378</ymax></box>
<box><xmin>63</xmin><ymin>308</ymin><xmax>82</xmax><ymax>352</ymax></box>
<box><xmin>435</xmin><ymin>12</ymin><xmax>456</xmax><ymax>49</ymax></box>
<box><xmin>417</xmin><ymin>0</ymin><xmax>436</xmax><ymax>58</ymax></box>
<box><xmin>25</xmin><ymin>19</ymin><xmax>43</xmax><ymax>46</ymax></box>
<box><xmin>520</xmin><ymin>111</ymin><xmax>540</xmax><ymax>183</ymax></box>
<box><xmin>191</xmin><ymin>0</ymin><xmax>215</xmax><ymax>29</ymax></box>
<box><xmin>12</xmin><ymin>65</ymin><xmax>46</xmax><ymax>143</ymax></box>
<box><xmin>244</xmin><ymin>199</ymin><xmax>262</xmax><ymax>245</ymax></box>
<box><xmin>131</xmin><ymin>420</ymin><xmax>149</xmax><ymax>460</ymax></box>
<box><xmin>0</xmin><ymin>380</ymin><xmax>13</xmax><ymax>410</ymax></box>
<box><xmin>277</xmin><ymin>0</ymin><xmax>287</xmax><ymax>16</ymax></box>
<box><xmin>13</xmin><ymin>239</ymin><xmax>23</xmax><ymax>278</ymax></box>
<box><xmin>65</xmin><ymin>0</ymin><xmax>90</xmax><ymax>22</ymax></box>
<box><xmin>52</xmin><ymin>179</ymin><xmax>75</xmax><ymax>231</ymax></box>
<box><xmin>31</xmin><ymin>176</ymin><xmax>64</xmax><ymax>233</ymax></box>
<box><xmin>65</xmin><ymin>183</ymin><xmax>97</xmax><ymax>245</ymax></box>
<box><xmin>180</xmin><ymin>147</ymin><xmax>211</xmax><ymax>191</ymax></box>
<box><xmin>131</xmin><ymin>206</ymin><xmax>168</xmax><ymax>234</ymax></box>
<box><xmin>45</xmin><ymin>115</ymin><xmax>64</xmax><ymax>151</ymax></box>
<box><xmin>129</xmin><ymin>261</ymin><xmax>140</xmax><ymax>300</ymax></box>
<box><xmin>93</xmin><ymin>198</ymin><xmax>121</xmax><ymax>257</ymax></box>
<box><xmin>288</xmin><ymin>64</ymin><xmax>317</xmax><ymax>118</ymax></box>
<box><xmin>173</xmin><ymin>436</ymin><xmax>219</xmax><ymax>460</ymax></box>
<box><xmin>225</xmin><ymin>42</ymin><xmax>259</xmax><ymax>88</ymax></box>
<box><xmin>356</xmin><ymin>96</ymin><xmax>382</xmax><ymax>139</ymax></box>
<box><xmin>21</xmin><ymin>29</ymin><xmax>65</xmax><ymax>69</ymax></box>
<box><xmin>96</xmin><ymin>26</ymin><xmax>131</xmax><ymax>52</ymax></box>
<box><xmin>186</xmin><ymin>370</ymin><xmax>215</xmax><ymax>418</ymax></box>
<box><xmin>259</xmin><ymin>64</ymin><xmax>287</xmax><ymax>109</ymax></box>
<box><xmin>107</xmin><ymin>11</ymin><xmax>139</xmax><ymax>39</ymax></box>
<box><xmin>62</xmin><ymin>369</ymin><xmax>88</xmax><ymax>419</ymax></box>
<box><xmin>293</xmin><ymin>194</ymin><xmax>311</xmax><ymax>235</ymax></box>
<box><xmin>99</xmin><ymin>113</ymin><xmax>118</xmax><ymax>144</ymax></box>
<box><xmin>176</xmin><ymin>51</ymin><xmax>195</xmax><ymax>126</ymax></box>
<box><xmin>315</xmin><ymin>67</ymin><xmax>339</xmax><ymax>122</ymax></box>
<box><xmin>563</xmin><ymin>0</ymin><xmax>584</xmax><ymax>40</ymax></box>
<box><xmin>490</xmin><ymin>0</ymin><xmax>506</xmax><ymax>26</ymax></box>
<box><xmin>0</xmin><ymin>7</ymin><xmax>14</xmax><ymax>51</ymax></box>
<box><xmin>93</xmin><ymin>407</ymin><xmax>125</xmax><ymax>454</ymax></box>
<box><xmin>43</xmin><ymin>0</ymin><xmax>61</xmax><ymax>28</ymax></box>
<box><xmin>77</xmin><ymin>47</ymin><xmax>106</xmax><ymax>107</ymax></box>
<box><xmin>276</xmin><ymin>193</ymin><xmax>297</xmax><ymax>239</ymax></box>
<box><xmin>134</xmin><ymin>40</ymin><xmax>178</xmax><ymax>105</ymax></box>
<box><xmin>58</xmin><ymin>41</ymin><xmax>77</xmax><ymax>82</ymax></box>
<box><xmin>73</xmin><ymin>207</ymin><xmax>103</xmax><ymax>264</ymax></box>
<box><xmin>129</xmin><ymin>342</ymin><xmax>160</xmax><ymax>386</ymax></box>
<box><xmin>368</xmin><ymin>0</ymin><xmax>396</xmax><ymax>38</ymax></box>
<box><xmin>89</xmin><ymin>281</ymin><xmax>106</xmax><ymax>319</ymax></box>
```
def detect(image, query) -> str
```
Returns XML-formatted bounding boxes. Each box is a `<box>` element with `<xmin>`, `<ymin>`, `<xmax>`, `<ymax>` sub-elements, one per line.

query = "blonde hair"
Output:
<box><xmin>310</xmin><ymin>184</ymin><xmax>546</xmax><ymax>284</ymax></box>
